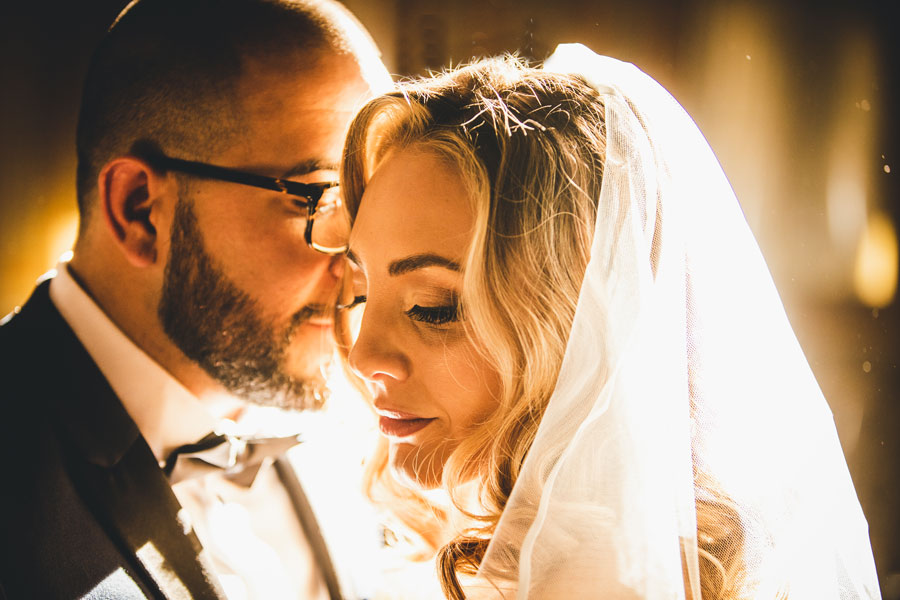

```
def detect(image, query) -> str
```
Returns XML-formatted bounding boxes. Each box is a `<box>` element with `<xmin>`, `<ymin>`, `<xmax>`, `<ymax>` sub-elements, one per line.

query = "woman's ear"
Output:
<box><xmin>97</xmin><ymin>156</ymin><xmax>170</xmax><ymax>267</ymax></box>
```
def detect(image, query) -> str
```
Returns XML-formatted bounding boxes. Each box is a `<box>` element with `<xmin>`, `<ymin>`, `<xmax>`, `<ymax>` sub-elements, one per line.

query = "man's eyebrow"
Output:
<box><xmin>346</xmin><ymin>249</ymin><xmax>360</xmax><ymax>266</ymax></box>
<box><xmin>281</xmin><ymin>159</ymin><xmax>340</xmax><ymax>179</ymax></box>
<box><xmin>388</xmin><ymin>253</ymin><xmax>461</xmax><ymax>276</ymax></box>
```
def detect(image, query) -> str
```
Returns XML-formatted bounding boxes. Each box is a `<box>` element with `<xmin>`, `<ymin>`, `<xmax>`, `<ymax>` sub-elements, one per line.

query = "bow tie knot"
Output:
<box><xmin>163</xmin><ymin>431</ymin><xmax>302</xmax><ymax>487</ymax></box>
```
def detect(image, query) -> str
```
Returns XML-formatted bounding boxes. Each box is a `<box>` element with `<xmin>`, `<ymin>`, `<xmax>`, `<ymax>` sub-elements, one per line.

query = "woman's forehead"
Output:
<box><xmin>349</xmin><ymin>147</ymin><xmax>475</xmax><ymax>267</ymax></box>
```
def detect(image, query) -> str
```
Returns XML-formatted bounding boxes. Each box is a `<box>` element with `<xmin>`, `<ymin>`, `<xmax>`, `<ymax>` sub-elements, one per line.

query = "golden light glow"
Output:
<box><xmin>46</xmin><ymin>210</ymin><xmax>79</xmax><ymax>268</ymax></box>
<box><xmin>694</xmin><ymin>2</ymin><xmax>785</xmax><ymax>235</ymax></box>
<box><xmin>853</xmin><ymin>211</ymin><xmax>898</xmax><ymax>308</ymax></box>
<box><xmin>825</xmin><ymin>31</ymin><xmax>877</xmax><ymax>257</ymax></box>
<box><xmin>0</xmin><ymin>179</ymin><xmax>78</xmax><ymax>316</ymax></box>
<box><xmin>825</xmin><ymin>168</ymin><xmax>867</xmax><ymax>252</ymax></box>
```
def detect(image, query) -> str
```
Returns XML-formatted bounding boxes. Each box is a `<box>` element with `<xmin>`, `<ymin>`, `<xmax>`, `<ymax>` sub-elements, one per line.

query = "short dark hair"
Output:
<box><xmin>75</xmin><ymin>0</ymin><xmax>362</xmax><ymax>225</ymax></box>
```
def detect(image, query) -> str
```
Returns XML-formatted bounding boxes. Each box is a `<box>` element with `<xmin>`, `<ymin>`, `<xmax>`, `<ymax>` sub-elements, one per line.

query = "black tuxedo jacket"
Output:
<box><xmin>0</xmin><ymin>281</ymin><xmax>342</xmax><ymax>599</ymax></box>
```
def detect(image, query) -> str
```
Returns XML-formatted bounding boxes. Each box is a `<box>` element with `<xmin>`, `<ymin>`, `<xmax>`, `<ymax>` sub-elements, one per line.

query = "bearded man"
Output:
<box><xmin>0</xmin><ymin>1</ymin><xmax>390</xmax><ymax>597</ymax></box>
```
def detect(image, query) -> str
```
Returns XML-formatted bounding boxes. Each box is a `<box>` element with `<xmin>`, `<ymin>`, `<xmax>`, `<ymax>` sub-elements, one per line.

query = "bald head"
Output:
<box><xmin>75</xmin><ymin>0</ymin><xmax>389</xmax><ymax>232</ymax></box>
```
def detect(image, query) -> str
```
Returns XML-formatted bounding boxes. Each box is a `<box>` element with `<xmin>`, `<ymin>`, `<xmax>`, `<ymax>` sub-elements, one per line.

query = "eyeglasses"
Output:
<box><xmin>144</xmin><ymin>151</ymin><xmax>350</xmax><ymax>254</ymax></box>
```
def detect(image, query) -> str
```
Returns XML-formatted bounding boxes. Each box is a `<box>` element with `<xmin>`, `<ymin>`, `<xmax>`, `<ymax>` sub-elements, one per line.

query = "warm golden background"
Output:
<box><xmin>2</xmin><ymin>0</ymin><xmax>897</xmax><ymax>595</ymax></box>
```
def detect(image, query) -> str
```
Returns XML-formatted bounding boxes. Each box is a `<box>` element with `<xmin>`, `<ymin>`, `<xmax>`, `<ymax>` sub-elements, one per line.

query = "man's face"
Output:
<box><xmin>158</xmin><ymin>53</ymin><xmax>375</xmax><ymax>410</ymax></box>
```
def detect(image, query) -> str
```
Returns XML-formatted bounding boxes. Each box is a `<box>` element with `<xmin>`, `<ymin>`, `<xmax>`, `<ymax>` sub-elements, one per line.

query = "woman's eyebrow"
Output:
<box><xmin>388</xmin><ymin>253</ymin><xmax>462</xmax><ymax>276</ymax></box>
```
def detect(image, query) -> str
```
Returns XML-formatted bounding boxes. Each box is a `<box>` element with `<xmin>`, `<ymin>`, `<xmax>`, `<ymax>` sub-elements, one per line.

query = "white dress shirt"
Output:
<box><xmin>49</xmin><ymin>262</ymin><xmax>331</xmax><ymax>600</ymax></box>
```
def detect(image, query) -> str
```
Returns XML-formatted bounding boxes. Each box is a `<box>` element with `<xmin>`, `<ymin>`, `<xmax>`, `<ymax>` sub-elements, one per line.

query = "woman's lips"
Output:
<box><xmin>377</xmin><ymin>413</ymin><xmax>436</xmax><ymax>438</ymax></box>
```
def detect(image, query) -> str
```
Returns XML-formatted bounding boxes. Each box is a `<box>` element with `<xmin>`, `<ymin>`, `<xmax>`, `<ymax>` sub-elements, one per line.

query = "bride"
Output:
<box><xmin>334</xmin><ymin>44</ymin><xmax>880</xmax><ymax>598</ymax></box>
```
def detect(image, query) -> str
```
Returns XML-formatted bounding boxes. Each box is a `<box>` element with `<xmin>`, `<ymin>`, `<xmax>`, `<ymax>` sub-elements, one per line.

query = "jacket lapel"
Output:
<box><xmin>64</xmin><ymin>431</ymin><xmax>225</xmax><ymax>600</ymax></box>
<box><xmin>24</xmin><ymin>281</ymin><xmax>226</xmax><ymax>599</ymax></box>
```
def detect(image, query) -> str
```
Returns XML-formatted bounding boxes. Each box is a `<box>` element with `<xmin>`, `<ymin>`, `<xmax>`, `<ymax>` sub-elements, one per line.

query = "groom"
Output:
<box><xmin>0</xmin><ymin>0</ymin><xmax>389</xmax><ymax>598</ymax></box>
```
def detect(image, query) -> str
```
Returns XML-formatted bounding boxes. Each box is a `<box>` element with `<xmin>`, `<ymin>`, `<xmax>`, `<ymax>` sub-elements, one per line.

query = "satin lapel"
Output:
<box><xmin>274</xmin><ymin>457</ymin><xmax>344</xmax><ymax>600</ymax></box>
<box><xmin>22</xmin><ymin>282</ymin><xmax>226</xmax><ymax>600</ymax></box>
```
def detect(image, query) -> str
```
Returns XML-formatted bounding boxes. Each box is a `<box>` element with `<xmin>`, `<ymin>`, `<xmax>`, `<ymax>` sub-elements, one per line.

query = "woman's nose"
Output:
<box><xmin>348</xmin><ymin>308</ymin><xmax>410</xmax><ymax>384</ymax></box>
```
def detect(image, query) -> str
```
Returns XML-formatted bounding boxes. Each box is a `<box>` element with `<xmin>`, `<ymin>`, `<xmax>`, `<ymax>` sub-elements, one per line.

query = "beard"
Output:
<box><xmin>158</xmin><ymin>197</ymin><xmax>329</xmax><ymax>411</ymax></box>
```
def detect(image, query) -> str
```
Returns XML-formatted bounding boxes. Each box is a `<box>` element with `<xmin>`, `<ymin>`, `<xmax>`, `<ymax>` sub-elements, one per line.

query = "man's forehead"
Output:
<box><xmin>216</xmin><ymin>49</ymin><xmax>385</xmax><ymax>175</ymax></box>
<box><xmin>216</xmin><ymin>62</ymin><xmax>364</xmax><ymax>175</ymax></box>
<box><xmin>238</xmin><ymin>50</ymin><xmax>377</xmax><ymax>110</ymax></box>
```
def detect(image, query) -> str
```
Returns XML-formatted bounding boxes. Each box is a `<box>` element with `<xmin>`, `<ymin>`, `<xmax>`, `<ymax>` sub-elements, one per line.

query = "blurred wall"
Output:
<box><xmin>2</xmin><ymin>0</ymin><xmax>897</xmax><ymax>595</ymax></box>
<box><xmin>0</xmin><ymin>2</ymin><xmax>127</xmax><ymax>314</ymax></box>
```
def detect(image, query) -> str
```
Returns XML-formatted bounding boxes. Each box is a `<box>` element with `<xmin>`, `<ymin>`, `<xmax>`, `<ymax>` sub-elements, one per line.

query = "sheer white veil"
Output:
<box><xmin>470</xmin><ymin>44</ymin><xmax>880</xmax><ymax>599</ymax></box>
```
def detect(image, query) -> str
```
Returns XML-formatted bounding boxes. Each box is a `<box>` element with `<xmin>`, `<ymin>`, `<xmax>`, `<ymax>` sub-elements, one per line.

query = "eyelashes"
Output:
<box><xmin>337</xmin><ymin>295</ymin><xmax>367</xmax><ymax>310</ymax></box>
<box><xmin>405</xmin><ymin>303</ymin><xmax>459</xmax><ymax>325</ymax></box>
<box><xmin>337</xmin><ymin>295</ymin><xmax>460</xmax><ymax>325</ymax></box>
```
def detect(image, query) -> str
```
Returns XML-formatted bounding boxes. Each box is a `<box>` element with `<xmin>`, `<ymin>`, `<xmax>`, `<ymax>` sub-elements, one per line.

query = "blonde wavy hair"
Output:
<box><xmin>338</xmin><ymin>57</ymin><xmax>757</xmax><ymax>600</ymax></box>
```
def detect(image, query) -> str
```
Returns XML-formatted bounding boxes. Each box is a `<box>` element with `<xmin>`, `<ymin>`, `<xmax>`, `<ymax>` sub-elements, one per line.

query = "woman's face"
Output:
<box><xmin>347</xmin><ymin>146</ymin><xmax>501</xmax><ymax>489</ymax></box>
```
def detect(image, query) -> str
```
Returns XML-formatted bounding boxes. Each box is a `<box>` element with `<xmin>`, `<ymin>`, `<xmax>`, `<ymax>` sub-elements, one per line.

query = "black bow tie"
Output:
<box><xmin>163</xmin><ymin>432</ymin><xmax>302</xmax><ymax>487</ymax></box>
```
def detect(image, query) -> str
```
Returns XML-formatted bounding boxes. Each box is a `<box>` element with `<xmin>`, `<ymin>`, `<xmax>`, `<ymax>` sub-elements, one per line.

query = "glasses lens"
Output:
<box><xmin>310</xmin><ymin>187</ymin><xmax>350</xmax><ymax>254</ymax></box>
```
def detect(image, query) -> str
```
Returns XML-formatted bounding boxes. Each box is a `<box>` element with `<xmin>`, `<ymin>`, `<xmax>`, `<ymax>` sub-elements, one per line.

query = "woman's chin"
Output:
<box><xmin>389</xmin><ymin>443</ymin><xmax>445</xmax><ymax>491</ymax></box>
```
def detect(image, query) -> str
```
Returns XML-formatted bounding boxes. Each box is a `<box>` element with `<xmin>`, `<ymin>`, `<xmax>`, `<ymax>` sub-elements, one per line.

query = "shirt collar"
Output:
<box><xmin>48</xmin><ymin>261</ymin><xmax>241</xmax><ymax>462</ymax></box>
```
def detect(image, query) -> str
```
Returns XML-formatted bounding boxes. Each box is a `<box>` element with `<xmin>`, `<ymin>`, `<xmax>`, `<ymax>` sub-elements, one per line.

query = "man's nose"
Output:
<box><xmin>328</xmin><ymin>254</ymin><xmax>346</xmax><ymax>280</ymax></box>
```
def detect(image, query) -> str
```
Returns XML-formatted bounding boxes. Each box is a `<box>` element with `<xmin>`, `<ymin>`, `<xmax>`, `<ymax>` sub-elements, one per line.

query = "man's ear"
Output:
<box><xmin>98</xmin><ymin>156</ymin><xmax>170</xmax><ymax>267</ymax></box>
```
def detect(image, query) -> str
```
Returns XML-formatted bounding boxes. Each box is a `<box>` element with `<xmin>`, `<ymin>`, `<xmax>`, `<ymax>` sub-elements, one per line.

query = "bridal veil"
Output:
<box><xmin>471</xmin><ymin>44</ymin><xmax>880</xmax><ymax>599</ymax></box>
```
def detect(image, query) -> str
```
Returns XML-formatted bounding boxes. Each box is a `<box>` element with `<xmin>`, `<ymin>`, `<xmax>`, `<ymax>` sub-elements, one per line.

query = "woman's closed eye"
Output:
<box><xmin>336</xmin><ymin>295</ymin><xmax>459</xmax><ymax>326</ymax></box>
<box><xmin>406</xmin><ymin>302</ymin><xmax>459</xmax><ymax>325</ymax></box>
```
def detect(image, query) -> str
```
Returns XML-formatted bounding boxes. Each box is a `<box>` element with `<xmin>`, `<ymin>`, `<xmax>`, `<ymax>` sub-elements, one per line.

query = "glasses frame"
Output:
<box><xmin>143</xmin><ymin>151</ymin><xmax>346</xmax><ymax>254</ymax></box>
